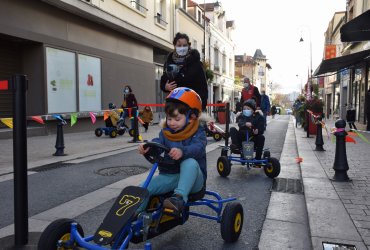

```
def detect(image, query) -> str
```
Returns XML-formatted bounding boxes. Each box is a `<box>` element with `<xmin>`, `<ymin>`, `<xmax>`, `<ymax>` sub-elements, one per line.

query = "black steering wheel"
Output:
<box><xmin>143</xmin><ymin>142</ymin><xmax>171</xmax><ymax>164</ymax></box>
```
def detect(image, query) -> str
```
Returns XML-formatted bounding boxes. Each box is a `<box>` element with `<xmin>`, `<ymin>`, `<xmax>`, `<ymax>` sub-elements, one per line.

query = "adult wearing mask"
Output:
<box><xmin>160</xmin><ymin>32</ymin><xmax>208</xmax><ymax>111</ymax></box>
<box><xmin>240</xmin><ymin>77</ymin><xmax>261</xmax><ymax>108</ymax></box>
<box><xmin>260</xmin><ymin>90</ymin><xmax>271</xmax><ymax>130</ymax></box>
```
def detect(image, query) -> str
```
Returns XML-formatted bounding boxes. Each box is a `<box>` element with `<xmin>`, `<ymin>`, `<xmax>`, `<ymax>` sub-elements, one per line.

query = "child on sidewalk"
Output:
<box><xmin>139</xmin><ymin>106</ymin><xmax>154</xmax><ymax>132</ymax></box>
<box><xmin>138</xmin><ymin>87</ymin><xmax>207</xmax><ymax>215</ymax></box>
<box><xmin>230</xmin><ymin>99</ymin><xmax>265</xmax><ymax>160</ymax></box>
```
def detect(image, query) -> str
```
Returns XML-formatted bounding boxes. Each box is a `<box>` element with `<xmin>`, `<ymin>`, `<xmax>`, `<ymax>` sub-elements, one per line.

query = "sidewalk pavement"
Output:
<box><xmin>260</xmin><ymin>117</ymin><xmax>370</xmax><ymax>250</ymax></box>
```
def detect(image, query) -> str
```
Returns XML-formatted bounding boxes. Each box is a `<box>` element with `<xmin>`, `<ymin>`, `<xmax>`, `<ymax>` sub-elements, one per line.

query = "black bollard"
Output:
<box><xmin>130</xmin><ymin>107</ymin><xmax>142</xmax><ymax>143</ymax></box>
<box><xmin>12</xmin><ymin>75</ymin><xmax>29</xmax><ymax>246</ymax></box>
<box><xmin>332</xmin><ymin>119</ymin><xmax>350</xmax><ymax>181</ymax></box>
<box><xmin>53</xmin><ymin>116</ymin><xmax>66</xmax><ymax>156</ymax></box>
<box><xmin>314</xmin><ymin>116</ymin><xmax>325</xmax><ymax>151</ymax></box>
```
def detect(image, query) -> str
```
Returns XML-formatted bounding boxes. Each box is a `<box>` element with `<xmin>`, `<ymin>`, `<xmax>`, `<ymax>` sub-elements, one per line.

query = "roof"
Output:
<box><xmin>253</xmin><ymin>49</ymin><xmax>266</xmax><ymax>60</ymax></box>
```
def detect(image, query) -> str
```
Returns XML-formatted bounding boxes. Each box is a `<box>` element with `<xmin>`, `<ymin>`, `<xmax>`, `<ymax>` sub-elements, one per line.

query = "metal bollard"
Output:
<box><xmin>332</xmin><ymin>119</ymin><xmax>350</xmax><ymax>181</ymax></box>
<box><xmin>130</xmin><ymin>107</ymin><xmax>142</xmax><ymax>143</ymax></box>
<box><xmin>314</xmin><ymin>116</ymin><xmax>325</xmax><ymax>151</ymax></box>
<box><xmin>53</xmin><ymin>117</ymin><xmax>66</xmax><ymax>156</ymax></box>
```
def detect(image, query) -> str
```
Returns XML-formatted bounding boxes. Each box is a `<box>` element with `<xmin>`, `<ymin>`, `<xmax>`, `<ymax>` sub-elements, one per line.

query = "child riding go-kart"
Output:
<box><xmin>38</xmin><ymin>142</ymin><xmax>244</xmax><ymax>250</ymax></box>
<box><xmin>95</xmin><ymin>103</ymin><xmax>135</xmax><ymax>138</ymax></box>
<box><xmin>217</xmin><ymin>99</ymin><xmax>280</xmax><ymax>178</ymax></box>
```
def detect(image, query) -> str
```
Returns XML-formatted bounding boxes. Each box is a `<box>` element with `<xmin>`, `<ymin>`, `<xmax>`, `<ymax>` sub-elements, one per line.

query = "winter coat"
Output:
<box><xmin>139</xmin><ymin>108</ymin><xmax>153</xmax><ymax>123</ymax></box>
<box><xmin>107</xmin><ymin>110</ymin><xmax>120</xmax><ymax>127</ymax></box>
<box><xmin>160</xmin><ymin>49</ymin><xmax>208</xmax><ymax>110</ymax></box>
<box><xmin>151</xmin><ymin>125</ymin><xmax>207</xmax><ymax>180</ymax></box>
<box><xmin>260</xmin><ymin>94</ymin><xmax>271</xmax><ymax>113</ymax></box>
<box><xmin>240</xmin><ymin>85</ymin><xmax>261</xmax><ymax>107</ymax></box>
<box><xmin>346</xmin><ymin>109</ymin><xmax>356</xmax><ymax>122</ymax></box>
<box><xmin>236</xmin><ymin>110</ymin><xmax>265</xmax><ymax>136</ymax></box>
<box><xmin>366</xmin><ymin>90</ymin><xmax>370</xmax><ymax>115</ymax></box>
<box><xmin>121</xmin><ymin>93</ymin><xmax>137</xmax><ymax>109</ymax></box>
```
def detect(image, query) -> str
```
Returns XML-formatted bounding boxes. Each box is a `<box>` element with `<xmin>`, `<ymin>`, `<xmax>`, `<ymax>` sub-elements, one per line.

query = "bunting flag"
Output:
<box><xmin>128</xmin><ymin>108</ymin><xmax>132</xmax><ymax>118</ymax></box>
<box><xmin>118</xmin><ymin>108</ymin><xmax>123</xmax><ymax>113</ymax></box>
<box><xmin>53</xmin><ymin>114</ymin><xmax>63</xmax><ymax>121</ymax></box>
<box><xmin>70</xmin><ymin>113</ymin><xmax>78</xmax><ymax>127</ymax></box>
<box><xmin>31</xmin><ymin>116</ymin><xmax>45</xmax><ymax>125</ymax></box>
<box><xmin>295</xmin><ymin>157</ymin><xmax>303</xmax><ymax>163</ymax></box>
<box><xmin>353</xmin><ymin>130</ymin><xmax>370</xmax><ymax>144</ymax></box>
<box><xmin>103</xmin><ymin>111</ymin><xmax>109</xmax><ymax>121</ymax></box>
<box><xmin>347</xmin><ymin>131</ymin><xmax>358</xmax><ymax>137</ymax></box>
<box><xmin>0</xmin><ymin>118</ymin><xmax>13</xmax><ymax>128</ymax></box>
<box><xmin>345</xmin><ymin>136</ymin><xmax>356</xmax><ymax>144</ymax></box>
<box><xmin>89</xmin><ymin>112</ymin><xmax>96</xmax><ymax>124</ymax></box>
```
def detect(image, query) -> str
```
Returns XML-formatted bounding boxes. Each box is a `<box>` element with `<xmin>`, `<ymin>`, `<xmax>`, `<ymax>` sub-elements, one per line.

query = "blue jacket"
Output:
<box><xmin>260</xmin><ymin>94</ymin><xmax>271</xmax><ymax>113</ymax></box>
<box><xmin>152</xmin><ymin>125</ymin><xmax>207</xmax><ymax>180</ymax></box>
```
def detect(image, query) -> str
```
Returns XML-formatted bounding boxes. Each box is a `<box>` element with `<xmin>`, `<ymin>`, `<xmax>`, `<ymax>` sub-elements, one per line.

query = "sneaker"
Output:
<box><xmin>163</xmin><ymin>194</ymin><xmax>185</xmax><ymax>216</ymax></box>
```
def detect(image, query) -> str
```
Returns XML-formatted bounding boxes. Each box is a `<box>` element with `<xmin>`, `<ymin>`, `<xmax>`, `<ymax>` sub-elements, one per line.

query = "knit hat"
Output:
<box><xmin>243</xmin><ymin>99</ymin><xmax>256</xmax><ymax>111</ymax></box>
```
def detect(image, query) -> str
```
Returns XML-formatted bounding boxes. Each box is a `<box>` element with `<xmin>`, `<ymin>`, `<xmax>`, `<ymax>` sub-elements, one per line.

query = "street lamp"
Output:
<box><xmin>299</xmin><ymin>32</ymin><xmax>312</xmax><ymax>100</ymax></box>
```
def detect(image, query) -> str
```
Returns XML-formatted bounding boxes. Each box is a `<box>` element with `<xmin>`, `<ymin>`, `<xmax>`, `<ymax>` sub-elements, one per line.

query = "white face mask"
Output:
<box><xmin>176</xmin><ymin>46</ymin><xmax>188</xmax><ymax>56</ymax></box>
<box><xmin>244</xmin><ymin>83</ymin><xmax>249</xmax><ymax>88</ymax></box>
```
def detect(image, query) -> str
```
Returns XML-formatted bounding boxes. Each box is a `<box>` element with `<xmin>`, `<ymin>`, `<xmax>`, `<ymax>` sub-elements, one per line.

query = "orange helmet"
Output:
<box><xmin>166</xmin><ymin>87</ymin><xmax>202</xmax><ymax>114</ymax></box>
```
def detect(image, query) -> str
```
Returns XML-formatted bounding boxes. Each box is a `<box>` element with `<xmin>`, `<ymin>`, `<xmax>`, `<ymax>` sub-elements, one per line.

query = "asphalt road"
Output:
<box><xmin>0</xmin><ymin>115</ymin><xmax>289</xmax><ymax>249</ymax></box>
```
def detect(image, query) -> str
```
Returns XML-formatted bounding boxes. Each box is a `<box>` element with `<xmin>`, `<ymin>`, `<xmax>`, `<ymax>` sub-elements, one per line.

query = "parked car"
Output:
<box><xmin>285</xmin><ymin>108</ymin><xmax>292</xmax><ymax>115</ymax></box>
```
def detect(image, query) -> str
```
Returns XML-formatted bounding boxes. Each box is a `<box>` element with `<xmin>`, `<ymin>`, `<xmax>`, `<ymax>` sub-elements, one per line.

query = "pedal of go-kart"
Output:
<box><xmin>93</xmin><ymin>186</ymin><xmax>148</xmax><ymax>245</ymax></box>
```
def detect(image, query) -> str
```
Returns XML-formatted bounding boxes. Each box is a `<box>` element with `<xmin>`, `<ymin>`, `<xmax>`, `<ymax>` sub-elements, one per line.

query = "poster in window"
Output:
<box><xmin>78</xmin><ymin>54</ymin><xmax>101</xmax><ymax>111</ymax></box>
<box><xmin>46</xmin><ymin>47</ymin><xmax>77</xmax><ymax>113</ymax></box>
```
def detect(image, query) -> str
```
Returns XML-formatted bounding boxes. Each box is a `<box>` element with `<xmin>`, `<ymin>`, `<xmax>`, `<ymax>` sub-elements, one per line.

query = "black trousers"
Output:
<box><xmin>230</xmin><ymin>127</ymin><xmax>265</xmax><ymax>160</ymax></box>
<box><xmin>347</xmin><ymin>121</ymin><xmax>357</xmax><ymax>130</ymax></box>
<box><xmin>143</xmin><ymin>122</ymin><xmax>149</xmax><ymax>131</ymax></box>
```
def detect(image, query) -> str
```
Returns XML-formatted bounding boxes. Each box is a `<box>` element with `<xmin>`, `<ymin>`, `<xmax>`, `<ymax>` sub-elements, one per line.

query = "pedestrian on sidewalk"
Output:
<box><xmin>120</xmin><ymin>84</ymin><xmax>138</xmax><ymax>129</ymax></box>
<box><xmin>260</xmin><ymin>90</ymin><xmax>271</xmax><ymax>130</ymax></box>
<box><xmin>346</xmin><ymin>103</ymin><xmax>357</xmax><ymax>130</ymax></box>
<box><xmin>139</xmin><ymin>106</ymin><xmax>153</xmax><ymax>132</ymax></box>
<box><xmin>240</xmin><ymin>77</ymin><xmax>261</xmax><ymax>108</ymax></box>
<box><xmin>137</xmin><ymin>87</ymin><xmax>206</xmax><ymax>215</ymax></box>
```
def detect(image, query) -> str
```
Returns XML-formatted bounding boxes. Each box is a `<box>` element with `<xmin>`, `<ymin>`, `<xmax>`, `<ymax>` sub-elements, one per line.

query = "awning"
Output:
<box><xmin>314</xmin><ymin>49</ymin><xmax>370</xmax><ymax>76</ymax></box>
<box><xmin>341</xmin><ymin>9</ymin><xmax>370</xmax><ymax>42</ymax></box>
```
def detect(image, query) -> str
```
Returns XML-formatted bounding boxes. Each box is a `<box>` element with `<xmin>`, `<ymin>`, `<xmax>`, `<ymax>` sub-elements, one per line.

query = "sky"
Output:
<box><xmin>200</xmin><ymin>0</ymin><xmax>346</xmax><ymax>94</ymax></box>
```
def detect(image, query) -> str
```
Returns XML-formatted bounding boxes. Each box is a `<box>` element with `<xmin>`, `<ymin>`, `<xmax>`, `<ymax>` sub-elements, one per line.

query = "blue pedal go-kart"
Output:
<box><xmin>95</xmin><ymin>119</ymin><xmax>135</xmax><ymax>138</ymax></box>
<box><xmin>217</xmin><ymin>131</ymin><xmax>281</xmax><ymax>178</ymax></box>
<box><xmin>38</xmin><ymin>142</ymin><xmax>244</xmax><ymax>250</ymax></box>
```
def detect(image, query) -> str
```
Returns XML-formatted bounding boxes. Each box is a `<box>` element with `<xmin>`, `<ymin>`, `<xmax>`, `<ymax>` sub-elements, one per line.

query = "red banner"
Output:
<box><xmin>325</xmin><ymin>45</ymin><xmax>336</xmax><ymax>60</ymax></box>
<box><xmin>0</xmin><ymin>80</ymin><xmax>8</xmax><ymax>90</ymax></box>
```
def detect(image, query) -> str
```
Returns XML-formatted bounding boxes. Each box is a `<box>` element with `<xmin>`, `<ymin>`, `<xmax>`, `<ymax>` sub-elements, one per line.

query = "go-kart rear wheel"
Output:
<box><xmin>129</xmin><ymin>129</ymin><xmax>135</xmax><ymax>137</ymax></box>
<box><xmin>221</xmin><ymin>202</ymin><xmax>243</xmax><ymax>243</ymax></box>
<box><xmin>213</xmin><ymin>132</ymin><xmax>222</xmax><ymax>141</ymax></box>
<box><xmin>217</xmin><ymin>156</ymin><xmax>231</xmax><ymax>177</ymax></box>
<box><xmin>37</xmin><ymin>218</ymin><xmax>84</xmax><ymax>250</ymax></box>
<box><xmin>109</xmin><ymin>129</ymin><xmax>118</xmax><ymax>138</ymax></box>
<box><xmin>95</xmin><ymin>128</ymin><xmax>103</xmax><ymax>137</ymax></box>
<box><xmin>264</xmin><ymin>157</ymin><xmax>281</xmax><ymax>178</ymax></box>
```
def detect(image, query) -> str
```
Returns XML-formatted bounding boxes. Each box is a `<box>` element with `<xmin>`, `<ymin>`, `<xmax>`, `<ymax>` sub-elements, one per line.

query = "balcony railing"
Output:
<box><xmin>130</xmin><ymin>0</ymin><xmax>148</xmax><ymax>13</ymax></box>
<box><xmin>155</xmin><ymin>13</ymin><xmax>168</xmax><ymax>26</ymax></box>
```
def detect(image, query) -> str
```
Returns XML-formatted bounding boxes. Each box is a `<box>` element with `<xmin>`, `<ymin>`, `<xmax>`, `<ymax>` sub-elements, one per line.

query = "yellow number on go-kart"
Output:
<box><xmin>115</xmin><ymin>195</ymin><xmax>141</xmax><ymax>216</ymax></box>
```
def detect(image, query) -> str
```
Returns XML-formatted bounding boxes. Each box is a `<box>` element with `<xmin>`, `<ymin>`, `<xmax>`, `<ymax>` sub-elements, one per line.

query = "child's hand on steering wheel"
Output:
<box><xmin>252</xmin><ymin>129</ymin><xmax>258</xmax><ymax>135</ymax></box>
<box><xmin>245</xmin><ymin>122</ymin><xmax>252</xmax><ymax>128</ymax></box>
<box><xmin>169</xmin><ymin>148</ymin><xmax>183</xmax><ymax>160</ymax></box>
<box><xmin>138</xmin><ymin>144</ymin><xmax>150</xmax><ymax>155</ymax></box>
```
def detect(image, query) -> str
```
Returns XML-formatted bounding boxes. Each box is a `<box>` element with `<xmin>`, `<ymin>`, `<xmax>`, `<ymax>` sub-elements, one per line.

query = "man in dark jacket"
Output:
<box><xmin>160</xmin><ymin>32</ymin><xmax>208</xmax><ymax>111</ymax></box>
<box><xmin>260</xmin><ymin>90</ymin><xmax>271</xmax><ymax>130</ymax></box>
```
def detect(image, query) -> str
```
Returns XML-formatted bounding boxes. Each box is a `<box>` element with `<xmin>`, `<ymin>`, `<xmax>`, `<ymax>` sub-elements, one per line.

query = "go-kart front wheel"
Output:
<box><xmin>37</xmin><ymin>218</ymin><xmax>84</xmax><ymax>250</ymax></box>
<box><xmin>95</xmin><ymin>128</ymin><xmax>103</xmax><ymax>137</ymax></box>
<box><xmin>264</xmin><ymin>157</ymin><xmax>281</xmax><ymax>178</ymax></box>
<box><xmin>221</xmin><ymin>202</ymin><xmax>243</xmax><ymax>243</ymax></box>
<box><xmin>213</xmin><ymin>132</ymin><xmax>222</xmax><ymax>141</ymax></box>
<box><xmin>109</xmin><ymin>129</ymin><xmax>118</xmax><ymax>138</ymax></box>
<box><xmin>217</xmin><ymin>156</ymin><xmax>231</xmax><ymax>177</ymax></box>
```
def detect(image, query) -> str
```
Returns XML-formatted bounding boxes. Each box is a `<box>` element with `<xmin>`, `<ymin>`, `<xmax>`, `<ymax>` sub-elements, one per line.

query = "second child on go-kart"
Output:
<box><xmin>230</xmin><ymin>99</ymin><xmax>265</xmax><ymax>160</ymax></box>
<box><xmin>106</xmin><ymin>103</ymin><xmax>121</xmax><ymax>128</ymax></box>
<box><xmin>138</xmin><ymin>87</ymin><xmax>207</xmax><ymax>216</ymax></box>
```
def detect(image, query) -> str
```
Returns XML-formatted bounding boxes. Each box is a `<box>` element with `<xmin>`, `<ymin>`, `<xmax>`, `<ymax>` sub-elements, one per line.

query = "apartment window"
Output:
<box><xmin>229</xmin><ymin>58</ymin><xmax>232</xmax><ymax>76</ymax></box>
<box><xmin>131</xmin><ymin>0</ymin><xmax>148</xmax><ymax>13</ymax></box>
<box><xmin>214</xmin><ymin>48</ymin><xmax>219</xmax><ymax>72</ymax></box>
<box><xmin>155</xmin><ymin>0</ymin><xmax>167</xmax><ymax>26</ymax></box>
<box><xmin>181</xmin><ymin>0</ymin><xmax>187</xmax><ymax>10</ymax></box>
<box><xmin>192</xmin><ymin>39</ymin><xmax>197</xmax><ymax>51</ymax></box>
<box><xmin>222</xmin><ymin>54</ymin><xmax>226</xmax><ymax>74</ymax></box>
<box><xmin>197</xmin><ymin>10</ymin><xmax>202</xmax><ymax>23</ymax></box>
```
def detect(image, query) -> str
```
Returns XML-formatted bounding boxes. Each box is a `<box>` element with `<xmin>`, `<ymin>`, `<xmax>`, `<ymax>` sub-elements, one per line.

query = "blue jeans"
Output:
<box><xmin>138</xmin><ymin>158</ymin><xmax>204</xmax><ymax>212</ymax></box>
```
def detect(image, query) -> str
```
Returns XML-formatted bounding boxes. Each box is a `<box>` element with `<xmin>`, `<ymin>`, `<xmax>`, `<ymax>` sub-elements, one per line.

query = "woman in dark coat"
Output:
<box><xmin>160</xmin><ymin>32</ymin><xmax>208</xmax><ymax>111</ymax></box>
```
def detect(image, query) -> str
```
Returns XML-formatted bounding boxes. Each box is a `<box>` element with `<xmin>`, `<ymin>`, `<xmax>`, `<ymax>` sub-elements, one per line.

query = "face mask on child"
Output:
<box><xmin>124</xmin><ymin>88</ymin><xmax>129</xmax><ymax>94</ymax></box>
<box><xmin>243</xmin><ymin>109</ymin><xmax>253</xmax><ymax>117</ymax></box>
